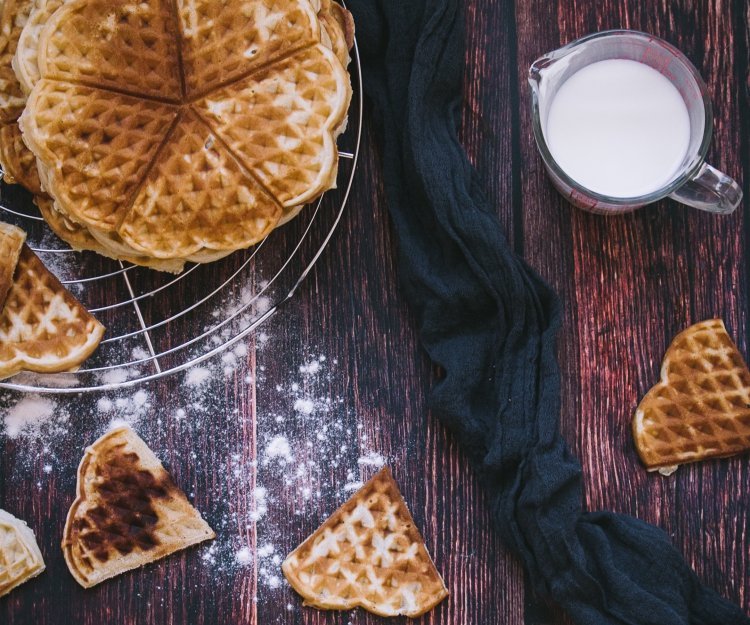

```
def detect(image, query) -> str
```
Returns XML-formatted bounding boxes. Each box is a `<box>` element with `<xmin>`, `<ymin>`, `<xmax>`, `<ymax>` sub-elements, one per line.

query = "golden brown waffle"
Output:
<box><xmin>282</xmin><ymin>467</ymin><xmax>449</xmax><ymax>617</ymax></box>
<box><xmin>63</xmin><ymin>426</ymin><xmax>215</xmax><ymax>588</ymax></box>
<box><xmin>118</xmin><ymin>109</ymin><xmax>281</xmax><ymax>258</ymax></box>
<box><xmin>34</xmin><ymin>195</ymin><xmax>197</xmax><ymax>273</ymax></box>
<box><xmin>318</xmin><ymin>0</ymin><xmax>354</xmax><ymax>67</ymax></box>
<box><xmin>633</xmin><ymin>319</ymin><xmax>750</xmax><ymax>472</ymax></box>
<box><xmin>0</xmin><ymin>0</ymin><xmax>41</xmax><ymax>193</ymax></box>
<box><xmin>0</xmin><ymin>0</ymin><xmax>31</xmax><ymax>123</ymax></box>
<box><xmin>0</xmin><ymin>122</ymin><xmax>42</xmax><ymax>193</ymax></box>
<box><xmin>19</xmin><ymin>0</ymin><xmax>352</xmax><ymax>265</ymax></box>
<box><xmin>12</xmin><ymin>0</ymin><xmax>64</xmax><ymax>94</ymax></box>
<box><xmin>0</xmin><ymin>220</ymin><xmax>25</xmax><ymax>308</ymax></box>
<box><xmin>0</xmin><ymin>509</ymin><xmax>45</xmax><ymax>597</ymax></box>
<box><xmin>0</xmin><ymin>245</ymin><xmax>105</xmax><ymax>379</ymax></box>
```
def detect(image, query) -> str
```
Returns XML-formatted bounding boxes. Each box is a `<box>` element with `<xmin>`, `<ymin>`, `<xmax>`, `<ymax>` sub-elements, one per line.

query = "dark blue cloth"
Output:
<box><xmin>346</xmin><ymin>1</ymin><xmax>750</xmax><ymax>623</ymax></box>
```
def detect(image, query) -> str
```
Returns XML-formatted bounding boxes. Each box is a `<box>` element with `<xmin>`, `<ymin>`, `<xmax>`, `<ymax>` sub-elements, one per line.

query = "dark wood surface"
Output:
<box><xmin>2</xmin><ymin>1</ymin><xmax>750</xmax><ymax>623</ymax></box>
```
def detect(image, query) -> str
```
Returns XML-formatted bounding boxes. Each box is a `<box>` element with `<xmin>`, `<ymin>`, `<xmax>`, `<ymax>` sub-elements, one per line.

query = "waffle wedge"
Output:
<box><xmin>63</xmin><ymin>426</ymin><xmax>215</xmax><ymax>588</ymax></box>
<box><xmin>633</xmin><ymin>319</ymin><xmax>750</xmax><ymax>473</ymax></box>
<box><xmin>0</xmin><ymin>0</ymin><xmax>31</xmax><ymax>123</ymax></box>
<box><xmin>0</xmin><ymin>0</ymin><xmax>41</xmax><ymax>193</ymax></box>
<box><xmin>34</xmin><ymin>196</ymin><xmax>199</xmax><ymax>273</ymax></box>
<box><xmin>0</xmin><ymin>122</ymin><xmax>42</xmax><ymax>193</ymax></box>
<box><xmin>282</xmin><ymin>467</ymin><xmax>448</xmax><ymax>618</ymax></box>
<box><xmin>19</xmin><ymin>0</ymin><xmax>352</xmax><ymax>266</ymax></box>
<box><xmin>0</xmin><ymin>221</ymin><xmax>25</xmax><ymax>308</ymax></box>
<box><xmin>0</xmin><ymin>509</ymin><xmax>45</xmax><ymax>597</ymax></box>
<box><xmin>0</xmin><ymin>245</ymin><xmax>104</xmax><ymax>379</ymax></box>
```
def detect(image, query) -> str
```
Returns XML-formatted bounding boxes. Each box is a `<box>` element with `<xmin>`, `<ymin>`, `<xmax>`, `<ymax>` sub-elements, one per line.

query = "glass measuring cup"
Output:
<box><xmin>528</xmin><ymin>30</ymin><xmax>743</xmax><ymax>215</ymax></box>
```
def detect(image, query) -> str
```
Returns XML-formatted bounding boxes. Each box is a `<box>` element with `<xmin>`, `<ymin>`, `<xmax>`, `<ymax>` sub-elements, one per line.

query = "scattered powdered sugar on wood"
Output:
<box><xmin>3</xmin><ymin>395</ymin><xmax>59</xmax><ymax>439</ymax></box>
<box><xmin>263</xmin><ymin>435</ymin><xmax>293</xmax><ymax>465</ymax></box>
<box><xmin>1</xmin><ymin>330</ymin><xmax>387</xmax><ymax>614</ymax></box>
<box><xmin>185</xmin><ymin>366</ymin><xmax>212</xmax><ymax>387</ymax></box>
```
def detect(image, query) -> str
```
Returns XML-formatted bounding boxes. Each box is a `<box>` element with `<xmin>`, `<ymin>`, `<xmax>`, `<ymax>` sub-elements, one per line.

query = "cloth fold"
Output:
<box><xmin>347</xmin><ymin>0</ymin><xmax>750</xmax><ymax>623</ymax></box>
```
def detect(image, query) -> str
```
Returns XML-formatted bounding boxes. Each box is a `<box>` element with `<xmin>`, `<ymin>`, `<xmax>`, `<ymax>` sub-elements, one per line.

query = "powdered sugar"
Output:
<box><xmin>185</xmin><ymin>367</ymin><xmax>212</xmax><ymax>387</ymax></box>
<box><xmin>3</xmin><ymin>395</ymin><xmax>58</xmax><ymax>439</ymax></box>
<box><xmin>235</xmin><ymin>546</ymin><xmax>253</xmax><ymax>566</ymax></box>
<box><xmin>1</xmin><ymin>332</ymin><xmax>387</xmax><ymax>616</ymax></box>
<box><xmin>357</xmin><ymin>451</ymin><xmax>386</xmax><ymax>468</ymax></box>
<box><xmin>263</xmin><ymin>435</ymin><xmax>293</xmax><ymax>465</ymax></box>
<box><xmin>292</xmin><ymin>398</ymin><xmax>315</xmax><ymax>415</ymax></box>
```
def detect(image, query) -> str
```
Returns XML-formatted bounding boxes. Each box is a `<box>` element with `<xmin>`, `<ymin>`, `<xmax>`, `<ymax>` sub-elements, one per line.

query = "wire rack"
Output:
<box><xmin>0</xmin><ymin>40</ymin><xmax>362</xmax><ymax>395</ymax></box>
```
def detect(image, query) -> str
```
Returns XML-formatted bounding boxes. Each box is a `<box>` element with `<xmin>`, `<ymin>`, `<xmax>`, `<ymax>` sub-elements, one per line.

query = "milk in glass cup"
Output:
<box><xmin>528</xmin><ymin>30</ymin><xmax>743</xmax><ymax>215</ymax></box>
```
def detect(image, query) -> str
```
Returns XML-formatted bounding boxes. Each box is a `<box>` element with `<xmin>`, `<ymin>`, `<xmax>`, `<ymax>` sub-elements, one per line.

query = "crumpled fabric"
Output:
<box><xmin>346</xmin><ymin>0</ymin><xmax>749</xmax><ymax>623</ymax></box>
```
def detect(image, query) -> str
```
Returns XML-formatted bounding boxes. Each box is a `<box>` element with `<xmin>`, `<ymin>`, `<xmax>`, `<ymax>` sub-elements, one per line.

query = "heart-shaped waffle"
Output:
<box><xmin>0</xmin><ymin>509</ymin><xmax>45</xmax><ymax>597</ymax></box>
<box><xmin>283</xmin><ymin>467</ymin><xmax>449</xmax><ymax>617</ymax></box>
<box><xmin>633</xmin><ymin>319</ymin><xmax>750</xmax><ymax>472</ymax></box>
<box><xmin>20</xmin><ymin>0</ymin><xmax>352</xmax><ymax>261</ymax></box>
<box><xmin>0</xmin><ymin>244</ymin><xmax>104</xmax><ymax>379</ymax></box>
<box><xmin>63</xmin><ymin>426</ymin><xmax>215</xmax><ymax>588</ymax></box>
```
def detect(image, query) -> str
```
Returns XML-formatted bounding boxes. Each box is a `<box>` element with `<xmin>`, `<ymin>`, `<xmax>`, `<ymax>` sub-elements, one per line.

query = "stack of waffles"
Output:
<box><xmin>0</xmin><ymin>0</ymin><xmax>353</xmax><ymax>273</ymax></box>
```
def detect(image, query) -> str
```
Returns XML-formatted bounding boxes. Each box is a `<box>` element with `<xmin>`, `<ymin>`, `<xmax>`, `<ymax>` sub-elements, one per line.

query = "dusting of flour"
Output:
<box><xmin>1</xmin><ymin>332</ymin><xmax>386</xmax><ymax>615</ymax></box>
<box><xmin>3</xmin><ymin>395</ymin><xmax>58</xmax><ymax>439</ymax></box>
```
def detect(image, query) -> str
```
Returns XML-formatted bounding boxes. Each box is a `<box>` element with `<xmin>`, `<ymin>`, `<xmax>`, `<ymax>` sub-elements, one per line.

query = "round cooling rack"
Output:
<box><xmin>0</xmin><ymin>40</ymin><xmax>362</xmax><ymax>394</ymax></box>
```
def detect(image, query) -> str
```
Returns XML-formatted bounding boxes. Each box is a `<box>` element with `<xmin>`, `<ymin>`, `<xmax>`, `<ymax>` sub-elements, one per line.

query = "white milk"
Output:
<box><xmin>544</xmin><ymin>59</ymin><xmax>691</xmax><ymax>198</ymax></box>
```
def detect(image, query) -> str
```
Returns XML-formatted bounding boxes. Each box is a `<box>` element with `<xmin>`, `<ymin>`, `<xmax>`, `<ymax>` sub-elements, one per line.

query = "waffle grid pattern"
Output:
<box><xmin>0</xmin><ymin>509</ymin><xmax>45</xmax><ymax>597</ymax></box>
<box><xmin>0</xmin><ymin>245</ymin><xmax>104</xmax><ymax>378</ymax></box>
<box><xmin>0</xmin><ymin>220</ymin><xmax>24</xmax><ymax>307</ymax></box>
<box><xmin>282</xmin><ymin>467</ymin><xmax>448</xmax><ymax>617</ymax></box>
<box><xmin>64</xmin><ymin>427</ymin><xmax>215</xmax><ymax>587</ymax></box>
<box><xmin>0</xmin><ymin>1</ymin><xmax>361</xmax><ymax>393</ymax></box>
<box><xmin>19</xmin><ymin>0</ymin><xmax>352</xmax><ymax>263</ymax></box>
<box><xmin>634</xmin><ymin>319</ymin><xmax>750</xmax><ymax>469</ymax></box>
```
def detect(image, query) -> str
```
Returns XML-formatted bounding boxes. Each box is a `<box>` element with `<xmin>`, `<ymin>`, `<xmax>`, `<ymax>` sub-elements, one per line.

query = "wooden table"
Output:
<box><xmin>2</xmin><ymin>0</ymin><xmax>749</xmax><ymax>623</ymax></box>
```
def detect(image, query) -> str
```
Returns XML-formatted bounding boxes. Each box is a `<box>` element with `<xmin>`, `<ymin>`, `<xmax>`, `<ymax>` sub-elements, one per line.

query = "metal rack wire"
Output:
<box><xmin>0</xmin><ymin>40</ymin><xmax>362</xmax><ymax>394</ymax></box>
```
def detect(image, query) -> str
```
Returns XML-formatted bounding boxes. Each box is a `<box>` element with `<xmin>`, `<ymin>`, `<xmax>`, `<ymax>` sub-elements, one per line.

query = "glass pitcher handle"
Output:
<box><xmin>669</xmin><ymin>162</ymin><xmax>743</xmax><ymax>215</ymax></box>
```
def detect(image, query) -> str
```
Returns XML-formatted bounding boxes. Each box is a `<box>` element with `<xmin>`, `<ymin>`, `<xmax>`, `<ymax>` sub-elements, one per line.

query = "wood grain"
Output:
<box><xmin>2</xmin><ymin>1</ymin><xmax>749</xmax><ymax>624</ymax></box>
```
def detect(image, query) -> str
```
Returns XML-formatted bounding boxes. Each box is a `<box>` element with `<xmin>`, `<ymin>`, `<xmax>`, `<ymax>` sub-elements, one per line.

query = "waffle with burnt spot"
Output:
<box><xmin>63</xmin><ymin>427</ymin><xmax>215</xmax><ymax>588</ymax></box>
<box><xmin>283</xmin><ymin>467</ymin><xmax>448</xmax><ymax>617</ymax></box>
<box><xmin>633</xmin><ymin>319</ymin><xmax>750</xmax><ymax>472</ymax></box>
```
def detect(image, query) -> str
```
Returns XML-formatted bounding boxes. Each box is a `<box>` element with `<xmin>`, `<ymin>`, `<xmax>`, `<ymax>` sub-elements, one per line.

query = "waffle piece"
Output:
<box><xmin>20</xmin><ymin>0</ymin><xmax>352</xmax><ymax>264</ymax></box>
<box><xmin>39</xmin><ymin>0</ymin><xmax>181</xmax><ymax>100</ymax></box>
<box><xmin>63</xmin><ymin>426</ymin><xmax>215</xmax><ymax>588</ymax></box>
<box><xmin>317</xmin><ymin>0</ymin><xmax>354</xmax><ymax>67</ymax></box>
<box><xmin>118</xmin><ymin>109</ymin><xmax>281</xmax><ymax>258</ymax></box>
<box><xmin>0</xmin><ymin>0</ymin><xmax>32</xmax><ymax>123</ymax></box>
<box><xmin>282</xmin><ymin>467</ymin><xmax>448</xmax><ymax>617</ymax></box>
<box><xmin>0</xmin><ymin>245</ymin><xmax>104</xmax><ymax>379</ymax></box>
<box><xmin>0</xmin><ymin>221</ymin><xmax>25</xmax><ymax>308</ymax></box>
<box><xmin>12</xmin><ymin>0</ymin><xmax>64</xmax><ymax>93</ymax></box>
<box><xmin>178</xmin><ymin>0</ymin><xmax>319</xmax><ymax>97</ymax></box>
<box><xmin>195</xmin><ymin>44</ymin><xmax>349</xmax><ymax>209</ymax></box>
<box><xmin>0</xmin><ymin>122</ymin><xmax>42</xmax><ymax>193</ymax></box>
<box><xmin>633</xmin><ymin>319</ymin><xmax>750</xmax><ymax>472</ymax></box>
<box><xmin>0</xmin><ymin>509</ymin><xmax>45</xmax><ymax>597</ymax></box>
<box><xmin>0</xmin><ymin>0</ymin><xmax>42</xmax><ymax>193</ymax></box>
<box><xmin>34</xmin><ymin>196</ymin><xmax>190</xmax><ymax>273</ymax></box>
<box><xmin>22</xmin><ymin>81</ymin><xmax>179</xmax><ymax>230</ymax></box>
